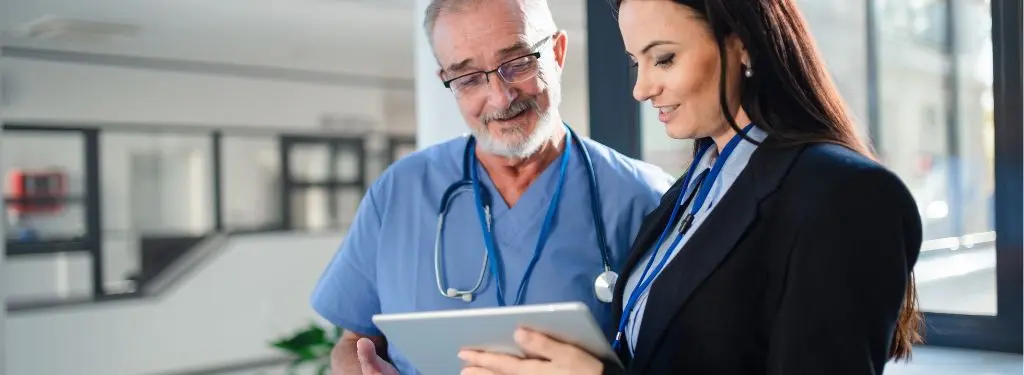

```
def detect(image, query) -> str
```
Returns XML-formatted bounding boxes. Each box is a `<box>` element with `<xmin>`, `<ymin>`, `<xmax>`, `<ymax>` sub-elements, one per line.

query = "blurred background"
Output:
<box><xmin>0</xmin><ymin>0</ymin><xmax>1020</xmax><ymax>374</ymax></box>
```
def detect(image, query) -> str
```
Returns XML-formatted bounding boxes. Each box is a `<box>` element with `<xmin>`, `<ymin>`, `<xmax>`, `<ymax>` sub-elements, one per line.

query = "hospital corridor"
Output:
<box><xmin>1</xmin><ymin>0</ymin><xmax>1022</xmax><ymax>374</ymax></box>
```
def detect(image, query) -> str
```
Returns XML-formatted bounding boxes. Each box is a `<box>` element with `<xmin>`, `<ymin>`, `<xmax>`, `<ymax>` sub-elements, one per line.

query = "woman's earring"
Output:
<box><xmin>743</xmin><ymin>64</ymin><xmax>753</xmax><ymax>78</ymax></box>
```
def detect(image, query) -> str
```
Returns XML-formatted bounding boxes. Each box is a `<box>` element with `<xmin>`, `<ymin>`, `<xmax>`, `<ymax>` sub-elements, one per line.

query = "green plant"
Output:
<box><xmin>270</xmin><ymin>322</ymin><xmax>343</xmax><ymax>375</ymax></box>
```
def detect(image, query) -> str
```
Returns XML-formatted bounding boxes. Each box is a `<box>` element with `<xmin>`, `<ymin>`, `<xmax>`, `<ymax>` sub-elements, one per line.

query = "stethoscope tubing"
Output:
<box><xmin>433</xmin><ymin>125</ymin><xmax>613</xmax><ymax>305</ymax></box>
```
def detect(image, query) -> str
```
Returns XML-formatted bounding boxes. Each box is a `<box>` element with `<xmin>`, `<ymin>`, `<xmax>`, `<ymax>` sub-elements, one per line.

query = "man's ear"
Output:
<box><xmin>551</xmin><ymin>30</ymin><xmax>568</xmax><ymax>71</ymax></box>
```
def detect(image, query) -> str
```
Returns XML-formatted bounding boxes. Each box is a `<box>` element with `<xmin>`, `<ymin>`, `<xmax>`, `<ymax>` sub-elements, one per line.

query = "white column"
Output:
<box><xmin>414</xmin><ymin>0</ymin><xmax>469</xmax><ymax>150</ymax></box>
<box><xmin>0</xmin><ymin>66</ymin><xmax>7</xmax><ymax>375</ymax></box>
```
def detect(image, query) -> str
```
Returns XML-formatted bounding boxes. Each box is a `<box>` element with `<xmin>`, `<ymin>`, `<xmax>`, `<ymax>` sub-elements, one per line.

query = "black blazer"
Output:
<box><xmin>604</xmin><ymin>138</ymin><xmax>922</xmax><ymax>375</ymax></box>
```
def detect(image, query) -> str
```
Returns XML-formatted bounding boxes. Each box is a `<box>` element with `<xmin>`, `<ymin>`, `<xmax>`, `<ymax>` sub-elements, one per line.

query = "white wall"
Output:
<box><xmin>6</xmin><ymin>253</ymin><xmax>92</xmax><ymax>302</ymax></box>
<box><xmin>1</xmin><ymin>57</ymin><xmax>390</xmax><ymax>128</ymax></box>
<box><xmin>1</xmin><ymin>94</ymin><xmax>7</xmax><ymax>375</ymax></box>
<box><xmin>6</xmin><ymin>232</ymin><xmax>342</xmax><ymax>375</ymax></box>
<box><xmin>558</xmin><ymin>33</ymin><xmax>591</xmax><ymax>137</ymax></box>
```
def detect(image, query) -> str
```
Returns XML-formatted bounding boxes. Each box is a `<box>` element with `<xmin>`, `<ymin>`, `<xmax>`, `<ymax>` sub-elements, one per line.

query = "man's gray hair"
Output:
<box><xmin>422</xmin><ymin>0</ymin><xmax>557</xmax><ymax>44</ymax></box>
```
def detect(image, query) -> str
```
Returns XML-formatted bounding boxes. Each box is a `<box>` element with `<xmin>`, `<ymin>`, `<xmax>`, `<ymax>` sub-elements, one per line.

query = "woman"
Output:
<box><xmin>457</xmin><ymin>0</ymin><xmax>924</xmax><ymax>374</ymax></box>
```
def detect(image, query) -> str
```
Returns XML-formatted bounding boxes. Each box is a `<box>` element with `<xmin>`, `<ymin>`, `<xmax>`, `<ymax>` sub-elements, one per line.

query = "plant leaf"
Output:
<box><xmin>271</xmin><ymin>324</ymin><xmax>329</xmax><ymax>357</ymax></box>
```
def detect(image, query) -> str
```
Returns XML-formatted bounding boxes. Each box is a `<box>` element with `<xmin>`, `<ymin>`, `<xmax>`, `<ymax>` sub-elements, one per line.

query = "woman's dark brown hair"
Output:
<box><xmin>614</xmin><ymin>0</ymin><xmax>924</xmax><ymax>361</ymax></box>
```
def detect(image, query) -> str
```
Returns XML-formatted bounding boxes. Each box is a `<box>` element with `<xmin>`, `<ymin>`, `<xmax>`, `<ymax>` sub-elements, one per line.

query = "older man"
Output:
<box><xmin>310</xmin><ymin>0</ymin><xmax>672</xmax><ymax>374</ymax></box>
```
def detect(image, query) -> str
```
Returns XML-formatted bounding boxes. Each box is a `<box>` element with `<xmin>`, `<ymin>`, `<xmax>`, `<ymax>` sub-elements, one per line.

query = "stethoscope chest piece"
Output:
<box><xmin>594</xmin><ymin>270</ymin><xmax>618</xmax><ymax>303</ymax></box>
<box><xmin>446</xmin><ymin>287</ymin><xmax>474</xmax><ymax>303</ymax></box>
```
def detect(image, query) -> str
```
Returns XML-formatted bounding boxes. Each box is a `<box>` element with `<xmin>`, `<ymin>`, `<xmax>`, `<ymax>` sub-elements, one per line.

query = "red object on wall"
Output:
<box><xmin>7</xmin><ymin>169</ymin><xmax>67</xmax><ymax>214</ymax></box>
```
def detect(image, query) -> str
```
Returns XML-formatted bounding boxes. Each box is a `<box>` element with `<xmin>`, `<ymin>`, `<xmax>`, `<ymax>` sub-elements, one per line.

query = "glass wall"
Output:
<box><xmin>875</xmin><ymin>0</ymin><xmax>996</xmax><ymax>316</ymax></box>
<box><xmin>99</xmin><ymin>132</ymin><xmax>215</xmax><ymax>292</ymax></box>
<box><xmin>1</xmin><ymin>130</ymin><xmax>92</xmax><ymax>301</ymax></box>
<box><xmin>2</xmin><ymin>131</ymin><xmax>88</xmax><ymax>242</ymax></box>
<box><xmin>220</xmin><ymin>135</ymin><xmax>282</xmax><ymax>231</ymax></box>
<box><xmin>637</xmin><ymin>0</ymin><xmax>997</xmax><ymax>316</ymax></box>
<box><xmin>281</xmin><ymin>137</ymin><xmax>367</xmax><ymax>231</ymax></box>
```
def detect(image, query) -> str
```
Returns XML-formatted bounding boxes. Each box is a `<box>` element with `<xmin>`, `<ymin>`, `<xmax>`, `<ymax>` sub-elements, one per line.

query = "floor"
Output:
<box><xmin>216</xmin><ymin>346</ymin><xmax>1022</xmax><ymax>375</ymax></box>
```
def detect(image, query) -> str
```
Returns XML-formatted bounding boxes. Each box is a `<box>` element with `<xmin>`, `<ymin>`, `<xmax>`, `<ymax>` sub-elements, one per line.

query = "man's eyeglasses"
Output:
<box><xmin>441</xmin><ymin>36</ymin><xmax>552</xmax><ymax>97</ymax></box>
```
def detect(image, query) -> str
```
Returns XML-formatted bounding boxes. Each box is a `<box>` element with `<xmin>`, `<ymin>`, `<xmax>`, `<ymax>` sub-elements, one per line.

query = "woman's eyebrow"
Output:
<box><xmin>641</xmin><ymin>40</ymin><xmax>678</xmax><ymax>54</ymax></box>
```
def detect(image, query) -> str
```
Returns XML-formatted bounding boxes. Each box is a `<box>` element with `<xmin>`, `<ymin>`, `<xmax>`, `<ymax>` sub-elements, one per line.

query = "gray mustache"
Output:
<box><xmin>480</xmin><ymin>100</ymin><xmax>538</xmax><ymax>123</ymax></box>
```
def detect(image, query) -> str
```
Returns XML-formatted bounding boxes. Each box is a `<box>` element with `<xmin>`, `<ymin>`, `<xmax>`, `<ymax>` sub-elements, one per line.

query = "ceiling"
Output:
<box><xmin>0</xmin><ymin>0</ymin><xmax>588</xmax><ymax>80</ymax></box>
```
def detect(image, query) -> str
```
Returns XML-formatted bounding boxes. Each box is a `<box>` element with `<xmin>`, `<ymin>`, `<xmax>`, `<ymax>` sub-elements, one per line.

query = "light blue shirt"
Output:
<box><xmin>621</xmin><ymin>126</ymin><xmax>768</xmax><ymax>355</ymax></box>
<box><xmin>311</xmin><ymin>132</ymin><xmax>673</xmax><ymax>375</ymax></box>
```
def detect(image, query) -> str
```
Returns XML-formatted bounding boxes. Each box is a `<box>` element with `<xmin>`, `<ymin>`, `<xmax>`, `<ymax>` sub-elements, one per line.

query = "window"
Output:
<box><xmin>221</xmin><ymin>135</ymin><xmax>282</xmax><ymax>231</ymax></box>
<box><xmin>876</xmin><ymin>0</ymin><xmax>996</xmax><ymax>316</ymax></box>
<box><xmin>2</xmin><ymin>131</ymin><xmax>88</xmax><ymax>243</ymax></box>
<box><xmin>281</xmin><ymin>136</ymin><xmax>367</xmax><ymax>231</ymax></box>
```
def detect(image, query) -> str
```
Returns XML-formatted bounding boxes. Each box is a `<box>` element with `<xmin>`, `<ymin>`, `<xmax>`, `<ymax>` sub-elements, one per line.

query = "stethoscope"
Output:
<box><xmin>612</xmin><ymin>123</ymin><xmax>755</xmax><ymax>351</ymax></box>
<box><xmin>434</xmin><ymin>124</ymin><xmax>617</xmax><ymax>306</ymax></box>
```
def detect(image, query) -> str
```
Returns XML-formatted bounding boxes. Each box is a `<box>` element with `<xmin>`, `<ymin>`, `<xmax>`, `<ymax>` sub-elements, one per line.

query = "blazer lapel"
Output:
<box><xmin>610</xmin><ymin>179</ymin><xmax>686</xmax><ymax>364</ymax></box>
<box><xmin>629</xmin><ymin>139</ymin><xmax>806</xmax><ymax>373</ymax></box>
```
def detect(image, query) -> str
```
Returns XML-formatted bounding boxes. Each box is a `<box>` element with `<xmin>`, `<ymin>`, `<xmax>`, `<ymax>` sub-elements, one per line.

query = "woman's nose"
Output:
<box><xmin>632</xmin><ymin>69</ymin><xmax>657</xmax><ymax>102</ymax></box>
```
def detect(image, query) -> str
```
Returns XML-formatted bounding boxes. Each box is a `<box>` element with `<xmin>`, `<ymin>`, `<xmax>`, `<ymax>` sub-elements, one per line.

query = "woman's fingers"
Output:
<box><xmin>457</xmin><ymin>329</ymin><xmax>604</xmax><ymax>375</ymax></box>
<box><xmin>514</xmin><ymin>328</ymin><xmax>587</xmax><ymax>364</ymax></box>
<box><xmin>459</xmin><ymin>349</ymin><xmax>533</xmax><ymax>375</ymax></box>
<box><xmin>459</xmin><ymin>366</ymin><xmax>499</xmax><ymax>375</ymax></box>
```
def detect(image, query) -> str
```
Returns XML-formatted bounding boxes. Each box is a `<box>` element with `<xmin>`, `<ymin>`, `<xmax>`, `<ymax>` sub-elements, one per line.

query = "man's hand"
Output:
<box><xmin>356</xmin><ymin>337</ymin><xmax>399</xmax><ymax>375</ymax></box>
<box><xmin>331</xmin><ymin>331</ymin><xmax>395</xmax><ymax>375</ymax></box>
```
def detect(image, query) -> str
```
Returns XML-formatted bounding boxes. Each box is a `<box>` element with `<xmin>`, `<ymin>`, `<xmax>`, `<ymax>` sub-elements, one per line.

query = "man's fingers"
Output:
<box><xmin>514</xmin><ymin>328</ymin><xmax>585</xmax><ymax>363</ymax></box>
<box><xmin>356</xmin><ymin>338</ymin><xmax>382</xmax><ymax>374</ymax></box>
<box><xmin>355</xmin><ymin>337</ymin><xmax>376</xmax><ymax>361</ymax></box>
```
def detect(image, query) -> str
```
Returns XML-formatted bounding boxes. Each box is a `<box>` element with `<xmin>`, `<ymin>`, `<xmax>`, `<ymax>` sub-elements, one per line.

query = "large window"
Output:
<box><xmin>875</xmin><ymin>0</ymin><xmax>997</xmax><ymax>316</ymax></box>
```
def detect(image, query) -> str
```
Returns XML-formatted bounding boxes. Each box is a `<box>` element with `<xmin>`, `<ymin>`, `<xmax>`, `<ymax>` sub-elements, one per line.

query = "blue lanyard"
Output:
<box><xmin>613</xmin><ymin>124</ymin><xmax>754</xmax><ymax>350</ymax></box>
<box><xmin>468</xmin><ymin>130</ymin><xmax>572</xmax><ymax>306</ymax></box>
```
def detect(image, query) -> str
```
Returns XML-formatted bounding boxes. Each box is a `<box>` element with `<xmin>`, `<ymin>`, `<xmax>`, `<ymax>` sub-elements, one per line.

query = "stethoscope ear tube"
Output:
<box><xmin>573</xmin><ymin>128</ymin><xmax>614</xmax><ymax>272</ymax></box>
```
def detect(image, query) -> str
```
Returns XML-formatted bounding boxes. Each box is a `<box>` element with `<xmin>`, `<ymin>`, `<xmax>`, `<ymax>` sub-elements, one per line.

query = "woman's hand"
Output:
<box><xmin>458</xmin><ymin>327</ymin><xmax>605</xmax><ymax>375</ymax></box>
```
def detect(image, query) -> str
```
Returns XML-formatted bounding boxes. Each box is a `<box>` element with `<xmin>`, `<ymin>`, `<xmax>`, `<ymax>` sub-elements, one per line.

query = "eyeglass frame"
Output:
<box><xmin>439</xmin><ymin>35</ymin><xmax>554</xmax><ymax>94</ymax></box>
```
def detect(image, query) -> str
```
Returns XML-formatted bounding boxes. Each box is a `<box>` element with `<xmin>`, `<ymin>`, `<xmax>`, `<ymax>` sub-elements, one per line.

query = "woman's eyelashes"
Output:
<box><xmin>655</xmin><ymin>53</ymin><xmax>676</xmax><ymax>68</ymax></box>
<box><xmin>626</xmin><ymin>52</ymin><xmax>675</xmax><ymax>69</ymax></box>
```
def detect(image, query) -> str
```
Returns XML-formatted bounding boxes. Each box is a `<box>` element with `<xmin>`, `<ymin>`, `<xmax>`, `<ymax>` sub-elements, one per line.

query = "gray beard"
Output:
<box><xmin>475</xmin><ymin>87</ymin><xmax>563</xmax><ymax>159</ymax></box>
<box><xmin>474</xmin><ymin>112</ymin><xmax>559</xmax><ymax>159</ymax></box>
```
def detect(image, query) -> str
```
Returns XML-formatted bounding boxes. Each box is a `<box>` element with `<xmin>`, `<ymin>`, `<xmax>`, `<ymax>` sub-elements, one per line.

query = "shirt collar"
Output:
<box><xmin>691</xmin><ymin>124</ymin><xmax>768</xmax><ymax>179</ymax></box>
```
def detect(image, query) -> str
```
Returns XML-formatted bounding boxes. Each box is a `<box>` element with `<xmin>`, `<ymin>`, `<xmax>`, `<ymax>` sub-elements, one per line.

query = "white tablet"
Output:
<box><xmin>372</xmin><ymin>302</ymin><xmax>622</xmax><ymax>375</ymax></box>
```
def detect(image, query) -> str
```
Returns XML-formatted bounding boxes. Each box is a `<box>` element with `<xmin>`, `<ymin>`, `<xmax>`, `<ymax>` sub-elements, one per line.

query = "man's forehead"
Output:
<box><xmin>429</xmin><ymin>0</ymin><xmax>548</xmax><ymax>68</ymax></box>
<box><xmin>436</xmin><ymin>35</ymin><xmax>533</xmax><ymax>70</ymax></box>
<box><xmin>433</xmin><ymin>25</ymin><xmax>537</xmax><ymax>73</ymax></box>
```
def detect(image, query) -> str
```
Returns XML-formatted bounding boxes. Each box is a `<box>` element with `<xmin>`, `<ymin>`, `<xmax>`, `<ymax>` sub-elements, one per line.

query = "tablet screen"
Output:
<box><xmin>372</xmin><ymin>302</ymin><xmax>621</xmax><ymax>375</ymax></box>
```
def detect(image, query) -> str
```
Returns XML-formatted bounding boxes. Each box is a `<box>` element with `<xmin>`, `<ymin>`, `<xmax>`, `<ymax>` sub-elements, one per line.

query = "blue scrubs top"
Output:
<box><xmin>311</xmin><ymin>134</ymin><xmax>673</xmax><ymax>375</ymax></box>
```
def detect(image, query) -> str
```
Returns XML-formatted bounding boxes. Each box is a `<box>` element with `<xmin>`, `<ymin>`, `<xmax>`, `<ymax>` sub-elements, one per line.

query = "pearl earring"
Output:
<box><xmin>743</xmin><ymin>64</ymin><xmax>753</xmax><ymax>78</ymax></box>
